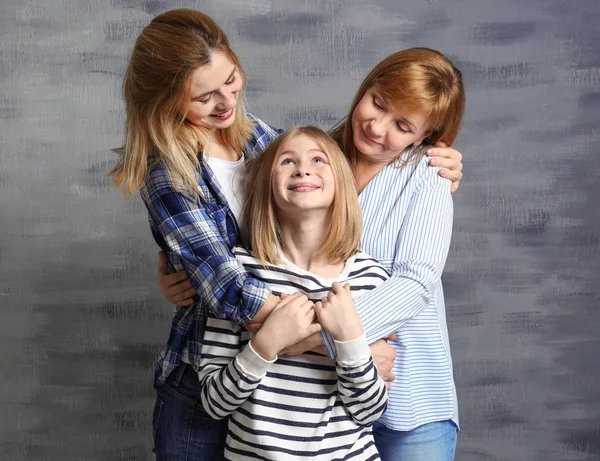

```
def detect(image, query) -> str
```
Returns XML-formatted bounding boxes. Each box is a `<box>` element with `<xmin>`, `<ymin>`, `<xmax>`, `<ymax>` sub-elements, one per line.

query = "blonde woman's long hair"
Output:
<box><xmin>109</xmin><ymin>9</ymin><xmax>254</xmax><ymax>196</ymax></box>
<box><xmin>330</xmin><ymin>47</ymin><xmax>465</xmax><ymax>171</ymax></box>
<box><xmin>241</xmin><ymin>126</ymin><xmax>362</xmax><ymax>266</ymax></box>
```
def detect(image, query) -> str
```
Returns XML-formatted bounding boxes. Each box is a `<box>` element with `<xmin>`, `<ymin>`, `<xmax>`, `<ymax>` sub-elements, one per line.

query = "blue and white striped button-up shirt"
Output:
<box><xmin>323</xmin><ymin>148</ymin><xmax>457</xmax><ymax>432</ymax></box>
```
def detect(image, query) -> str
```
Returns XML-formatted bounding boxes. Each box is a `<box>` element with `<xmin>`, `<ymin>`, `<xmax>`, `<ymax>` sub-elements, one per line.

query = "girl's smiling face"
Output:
<box><xmin>351</xmin><ymin>87</ymin><xmax>431</xmax><ymax>165</ymax></box>
<box><xmin>271</xmin><ymin>134</ymin><xmax>336</xmax><ymax>216</ymax></box>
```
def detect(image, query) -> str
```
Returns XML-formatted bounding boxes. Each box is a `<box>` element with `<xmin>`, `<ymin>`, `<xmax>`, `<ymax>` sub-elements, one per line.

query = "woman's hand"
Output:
<box><xmin>427</xmin><ymin>141</ymin><xmax>464</xmax><ymax>194</ymax></box>
<box><xmin>251</xmin><ymin>294</ymin><xmax>322</xmax><ymax>361</ymax></box>
<box><xmin>314</xmin><ymin>282</ymin><xmax>364</xmax><ymax>342</ymax></box>
<box><xmin>157</xmin><ymin>251</ymin><xmax>195</xmax><ymax>306</ymax></box>
<box><xmin>369</xmin><ymin>335</ymin><xmax>397</xmax><ymax>389</ymax></box>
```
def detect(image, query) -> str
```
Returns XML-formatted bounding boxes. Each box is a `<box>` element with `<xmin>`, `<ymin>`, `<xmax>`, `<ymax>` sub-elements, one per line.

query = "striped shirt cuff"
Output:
<box><xmin>237</xmin><ymin>340</ymin><xmax>277</xmax><ymax>380</ymax></box>
<box><xmin>334</xmin><ymin>333</ymin><xmax>371</xmax><ymax>367</ymax></box>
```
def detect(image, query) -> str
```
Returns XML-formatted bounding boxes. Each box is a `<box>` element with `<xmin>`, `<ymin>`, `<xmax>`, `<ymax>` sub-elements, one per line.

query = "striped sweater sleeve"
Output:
<box><xmin>335</xmin><ymin>334</ymin><xmax>388</xmax><ymax>425</ymax></box>
<box><xmin>197</xmin><ymin>319</ymin><xmax>275</xmax><ymax>420</ymax></box>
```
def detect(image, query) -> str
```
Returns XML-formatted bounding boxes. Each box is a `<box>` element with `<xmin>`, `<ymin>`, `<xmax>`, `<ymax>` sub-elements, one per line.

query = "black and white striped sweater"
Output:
<box><xmin>197</xmin><ymin>247</ymin><xmax>390</xmax><ymax>460</ymax></box>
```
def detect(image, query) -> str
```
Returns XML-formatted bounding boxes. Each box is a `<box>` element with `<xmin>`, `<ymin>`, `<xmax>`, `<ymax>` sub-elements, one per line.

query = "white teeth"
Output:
<box><xmin>213</xmin><ymin>108</ymin><xmax>232</xmax><ymax>117</ymax></box>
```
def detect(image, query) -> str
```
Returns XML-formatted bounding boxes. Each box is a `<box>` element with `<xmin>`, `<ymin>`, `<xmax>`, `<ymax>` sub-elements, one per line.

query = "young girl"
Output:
<box><xmin>198</xmin><ymin>126</ymin><xmax>389</xmax><ymax>460</ymax></box>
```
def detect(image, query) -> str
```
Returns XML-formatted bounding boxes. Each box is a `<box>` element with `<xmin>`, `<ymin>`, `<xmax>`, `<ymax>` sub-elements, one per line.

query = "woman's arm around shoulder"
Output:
<box><xmin>141</xmin><ymin>161</ymin><xmax>273</xmax><ymax>325</ymax></box>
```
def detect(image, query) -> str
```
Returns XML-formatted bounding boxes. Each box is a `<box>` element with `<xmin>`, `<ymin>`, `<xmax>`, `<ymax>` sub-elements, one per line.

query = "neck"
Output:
<box><xmin>205</xmin><ymin>128</ymin><xmax>224</xmax><ymax>147</ymax></box>
<box><xmin>204</xmin><ymin>128</ymin><xmax>240</xmax><ymax>162</ymax></box>
<box><xmin>354</xmin><ymin>157</ymin><xmax>387</xmax><ymax>194</ymax></box>
<box><xmin>278</xmin><ymin>211</ymin><xmax>343</xmax><ymax>277</ymax></box>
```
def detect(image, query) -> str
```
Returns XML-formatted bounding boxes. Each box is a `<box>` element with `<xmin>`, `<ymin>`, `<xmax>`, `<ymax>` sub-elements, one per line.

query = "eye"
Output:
<box><xmin>396</xmin><ymin>123</ymin><xmax>410</xmax><ymax>133</ymax></box>
<box><xmin>372</xmin><ymin>95</ymin><xmax>384</xmax><ymax>111</ymax></box>
<box><xmin>312</xmin><ymin>156</ymin><xmax>327</xmax><ymax>164</ymax></box>
<box><xmin>196</xmin><ymin>95</ymin><xmax>212</xmax><ymax>104</ymax></box>
<box><xmin>225</xmin><ymin>74</ymin><xmax>237</xmax><ymax>85</ymax></box>
<box><xmin>280</xmin><ymin>158</ymin><xmax>294</xmax><ymax>165</ymax></box>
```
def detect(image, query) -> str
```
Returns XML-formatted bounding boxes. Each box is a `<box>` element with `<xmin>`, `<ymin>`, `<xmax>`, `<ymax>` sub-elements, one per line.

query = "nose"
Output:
<box><xmin>293</xmin><ymin>161</ymin><xmax>311</xmax><ymax>176</ymax></box>
<box><xmin>216</xmin><ymin>89</ymin><xmax>237</xmax><ymax>109</ymax></box>
<box><xmin>368</xmin><ymin>116</ymin><xmax>386</xmax><ymax>138</ymax></box>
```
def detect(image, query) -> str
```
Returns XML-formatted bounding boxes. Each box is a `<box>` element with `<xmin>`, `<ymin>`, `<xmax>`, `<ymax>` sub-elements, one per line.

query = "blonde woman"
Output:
<box><xmin>198</xmin><ymin>126</ymin><xmax>390</xmax><ymax>460</ymax></box>
<box><xmin>159</xmin><ymin>45</ymin><xmax>466</xmax><ymax>461</ymax></box>
<box><xmin>109</xmin><ymin>10</ymin><xmax>288</xmax><ymax>459</ymax></box>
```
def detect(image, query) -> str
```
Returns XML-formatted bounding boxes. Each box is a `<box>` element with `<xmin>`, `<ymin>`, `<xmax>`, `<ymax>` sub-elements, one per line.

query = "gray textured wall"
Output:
<box><xmin>1</xmin><ymin>0</ymin><xmax>599</xmax><ymax>460</ymax></box>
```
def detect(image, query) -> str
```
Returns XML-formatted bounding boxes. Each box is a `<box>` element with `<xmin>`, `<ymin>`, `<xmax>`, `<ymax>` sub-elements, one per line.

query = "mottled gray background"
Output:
<box><xmin>1</xmin><ymin>0</ymin><xmax>599</xmax><ymax>460</ymax></box>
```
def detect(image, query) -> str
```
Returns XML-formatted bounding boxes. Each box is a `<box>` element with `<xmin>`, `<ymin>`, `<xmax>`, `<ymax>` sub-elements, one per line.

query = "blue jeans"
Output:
<box><xmin>152</xmin><ymin>363</ymin><xmax>228</xmax><ymax>460</ymax></box>
<box><xmin>373</xmin><ymin>420</ymin><xmax>457</xmax><ymax>461</ymax></box>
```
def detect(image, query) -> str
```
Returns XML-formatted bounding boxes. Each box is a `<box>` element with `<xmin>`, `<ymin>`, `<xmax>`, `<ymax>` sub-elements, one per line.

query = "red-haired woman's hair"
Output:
<box><xmin>331</xmin><ymin>47</ymin><xmax>465</xmax><ymax>170</ymax></box>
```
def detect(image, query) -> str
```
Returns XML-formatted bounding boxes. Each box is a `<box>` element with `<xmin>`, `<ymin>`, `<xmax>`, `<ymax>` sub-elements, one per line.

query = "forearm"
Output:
<box><xmin>335</xmin><ymin>334</ymin><xmax>388</xmax><ymax>425</ymax></box>
<box><xmin>199</xmin><ymin>342</ymin><xmax>275</xmax><ymax>419</ymax></box>
<box><xmin>176</xmin><ymin>252</ymin><xmax>270</xmax><ymax>325</ymax></box>
<box><xmin>248</xmin><ymin>293</ymin><xmax>281</xmax><ymax>325</ymax></box>
<box><xmin>141</xmin><ymin>179</ymin><xmax>270</xmax><ymax>325</ymax></box>
<box><xmin>359</xmin><ymin>275</ymin><xmax>434</xmax><ymax>344</ymax></box>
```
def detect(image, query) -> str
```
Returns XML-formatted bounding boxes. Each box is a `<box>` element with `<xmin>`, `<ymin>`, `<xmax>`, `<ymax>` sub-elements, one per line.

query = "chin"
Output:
<box><xmin>222</xmin><ymin>118</ymin><xmax>236</xmax><ymax>129</ymax></box>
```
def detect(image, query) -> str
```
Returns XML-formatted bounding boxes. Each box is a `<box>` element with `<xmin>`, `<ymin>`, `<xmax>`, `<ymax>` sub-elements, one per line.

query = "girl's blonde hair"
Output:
<box><xmin>331</xmin><ymin>47</ymin><xmax>465</xmax><ymax>170</ymax></box>
<box><xmin>109</xmin><ymin>9</ymin><xmax>254</xmax><ymax>195</ymax></box>
<box><xmin>241</xmin><ymin>126</ymin><xmax>362</xmax><ymax>266</ymax></box>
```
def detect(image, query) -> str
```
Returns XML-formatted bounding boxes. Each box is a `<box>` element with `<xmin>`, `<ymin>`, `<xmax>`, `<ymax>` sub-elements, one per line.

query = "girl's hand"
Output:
<box><xmin>314</xmin><ymin>282</ymin><xmax>364</xmax><ymax>342</ymax></box>
<box><xmin>157</xmin><ymin>251</ymin><xmax>195</xmax><ymax>306</ymax></box>
<box><xmin>251</xmin><ymin>294</ymin><xmax>321</xmax><ymax>361</ymax></box>
<box><xmin>427</xmin><ymin>141</ymin><xmax>464</xmax><ymax>194</ymax></box>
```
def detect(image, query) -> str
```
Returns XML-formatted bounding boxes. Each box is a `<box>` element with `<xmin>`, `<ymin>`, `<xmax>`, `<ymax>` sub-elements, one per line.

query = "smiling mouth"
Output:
<box><xmin>359</xmin><ymin>126</ymin><xmax>384</xmax><ymax>147</ymax></box>
<box><xmin>210</xmin><ymin>108</ymin><xmax>234</xmax><ymax>119</ymax></box>
<box><xmin>365</xmin><ymin>133</ymin><xmax>383</xmax><ymax>146</ymax></box>
<box><xmin>288</xmin><ymin>184</ymin><xmax>319</xmax><ymax>192</ymax></box>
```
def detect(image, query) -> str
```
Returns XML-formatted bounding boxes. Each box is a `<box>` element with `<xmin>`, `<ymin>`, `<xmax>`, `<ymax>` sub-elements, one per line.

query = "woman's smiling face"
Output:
<box><xmin>185</xmin><ymin>51</ymin><xmax>243</xmax><ymax>132</ymax></box>
<box><xmin>351</xmin><ymin>86</ymin><xmax>431</xmax><ymax>165</ymax></box>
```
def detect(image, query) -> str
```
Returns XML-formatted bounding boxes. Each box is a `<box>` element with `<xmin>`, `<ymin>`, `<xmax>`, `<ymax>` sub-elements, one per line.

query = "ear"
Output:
<box><xmin>413</xmin><ymin>130</ymin><xmax>432</xmax><ymax>147</ymax></box>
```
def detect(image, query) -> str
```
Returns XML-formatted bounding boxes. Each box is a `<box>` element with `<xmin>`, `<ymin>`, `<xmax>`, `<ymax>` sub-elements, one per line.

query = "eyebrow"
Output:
<box><xmin>278</xmin><ymin>148</ymin><xmax>326</xmax><ymax>157</ymax></box>
<box><xmin>192</xmin><ymin>67</ymin><xmax>236</xmax><ymax>100</ymax></box>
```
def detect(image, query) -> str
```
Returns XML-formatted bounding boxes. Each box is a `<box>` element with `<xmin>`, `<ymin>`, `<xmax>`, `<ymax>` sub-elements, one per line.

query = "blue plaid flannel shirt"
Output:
<box><xmin>140</xmin><ymin>114</ymin><xmax>283</xmax><ymax>386</ymax></box>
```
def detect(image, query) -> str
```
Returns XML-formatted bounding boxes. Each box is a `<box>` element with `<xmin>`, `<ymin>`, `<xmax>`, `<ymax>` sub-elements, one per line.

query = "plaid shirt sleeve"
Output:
<box><xmin>244</xmin><ymin>113</ymin><xmax>284</xmax><ymax>157</ymax></box>
<box><xmin>140</xmin><ymin>164</ymin><xmax>270</xmax><ymax>325</ymax></box>
<box><xmin>145</xmin><ymin>113</ymin><xmax>283</xmax><ymax>385</ymax></box>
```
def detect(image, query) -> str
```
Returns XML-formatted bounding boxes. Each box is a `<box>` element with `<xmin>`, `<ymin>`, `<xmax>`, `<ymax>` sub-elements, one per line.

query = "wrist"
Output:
<box><xmin>331</xmin><ymin>326</ymin><xmax>364</xmax><ymax>342</ymax></box>
<box><xmin>251</xmin><ymin>331</ymin><xmax>279</xmax><ymax>361</ymax></box>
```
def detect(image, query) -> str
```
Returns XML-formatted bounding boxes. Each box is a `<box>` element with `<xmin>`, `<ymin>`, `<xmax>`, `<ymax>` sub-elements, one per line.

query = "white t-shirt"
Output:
<box><xmin>205</xmin><ymin>155</ymin><xmax>246</xmax><ymax>222</ymax></box>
